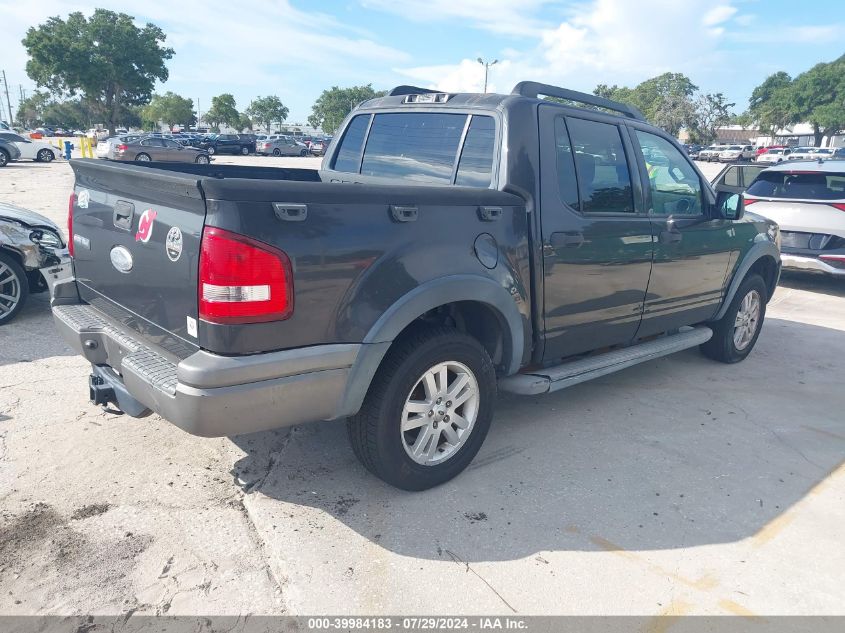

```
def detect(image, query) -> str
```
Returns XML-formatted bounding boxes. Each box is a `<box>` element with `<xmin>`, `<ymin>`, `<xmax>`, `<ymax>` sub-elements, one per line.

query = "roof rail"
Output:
<box><xmin>387</xmin><ymin>85</ymin><xmax>440</xmax><ymax>97</ymax></box>
<box><xmin>511</xmin><ymin>81</ymin><xmax>645</xmax><ymax>121</ymax></box>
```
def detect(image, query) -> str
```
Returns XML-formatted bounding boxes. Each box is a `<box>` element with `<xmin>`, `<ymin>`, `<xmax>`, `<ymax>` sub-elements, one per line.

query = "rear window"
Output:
<box><xmin>455</xmin><ymin>116</ymin><xmax>496</xmax><ymax>187</ymax></box>
<box><xmin>361</xmin><ymin>113</ymin><xmax>465</xmax><ymax>183</ymax></box>
<box><xmin>332</xmin><ymin>112</ymin><xmax>496</xmax><ymax>186</ymax></box>
<box><xmin>332</xmin><ymin>114</ymin><xmax>370</xmax><ymax>173</ymax></box>
<box><xmin>746</xmin><ymin>171</ymin><xmax>845</xmax><ymax>200</ymax></box>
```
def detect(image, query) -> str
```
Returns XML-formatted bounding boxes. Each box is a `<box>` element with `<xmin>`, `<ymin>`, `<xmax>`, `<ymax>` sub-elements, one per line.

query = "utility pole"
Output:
<box><xmin>1</xmin><ymin>71</ymin><xmax>14</xmax><ymax>124</ymax></box>
<box><xmin>476</xmin><ymin>58</ymin><xmax>498</xmax><ymax>94</ymax></box>
<box><xmin>196</xmin><ymin>98</ymin><xmax>201</xmax><ymax>130</ymax></box>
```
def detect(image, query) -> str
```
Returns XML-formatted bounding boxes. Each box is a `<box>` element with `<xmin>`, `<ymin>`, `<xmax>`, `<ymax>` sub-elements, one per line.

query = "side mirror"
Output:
<box><xmin>715</xmin><ymin>191</ymin><xmax>744</xmax><ymax>221</ymax></box>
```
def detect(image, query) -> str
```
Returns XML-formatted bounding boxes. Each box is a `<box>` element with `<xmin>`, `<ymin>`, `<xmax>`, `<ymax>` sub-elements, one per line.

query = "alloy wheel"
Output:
<box><xmin>733</xmin><ymin>289</ymin><xmax>761</xmax><ymax>351</ymax></box>
<box><xmin>0</xmin><ymin>262</ymin><xmax>22</xmax><ymax>320</ymax></box>
<box><xmin>401</xmin><ymin>361</ymin><xmax>480</xmax><ymax>466</ymax></box>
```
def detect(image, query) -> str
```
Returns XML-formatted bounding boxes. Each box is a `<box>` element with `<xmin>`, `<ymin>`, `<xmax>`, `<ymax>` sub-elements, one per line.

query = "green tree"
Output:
<box><xmin>748</xmin><ymin>71</ymin><xmax>795</xmax><ymax>137</ymax></box>
<box><xmin>245</xmin><ymin>95</ymin><xmax>289</xmax><ymax>133</ymax></box>
<box><xmin>203</xmin><ymin>93</ymin><xmax>240</xmax><ymax>132</ymax></box>
<box><xmin>141</xmin><ymin>91</ymin><xmax>196</xmax><ymax>130</ymax></box>
<box><xmin>690</xmin><ymin>93</ymin><xmax>735</xmax><ymax>144</ymax></box>
<box><xmin>592</xmin><ymin>73</ymin><xmax>697</xmax><ymax>136</ymax></box>
<box><xmin>15</xmin><ymin>91</ymin><xmax>51</xmax><ymax>127</ymax></box>
<box><xmin>791</xmin><ymin>55</ymin><xmax>845</xmax><ymax>146</ymax></box>
<box><xmin>308</xmin><ymin>84</ymin><xmax>386</xmax><ymax>134</ymax></box>
<box><xmin>237</xmin><ymin>113</ymin><xmax>253</xmax><ymax>132</ymax></box>
<box><xmin>22</xmin><ymin>9</ymin><xmax>173</xmax><ymax>136</ymax></box>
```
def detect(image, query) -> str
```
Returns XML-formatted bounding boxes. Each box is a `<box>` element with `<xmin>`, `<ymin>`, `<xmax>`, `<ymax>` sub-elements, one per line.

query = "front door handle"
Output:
<box><xmin>550</xmin><ymin>232</ymin><xmax>584</xmax><ymax>248</ymax></box>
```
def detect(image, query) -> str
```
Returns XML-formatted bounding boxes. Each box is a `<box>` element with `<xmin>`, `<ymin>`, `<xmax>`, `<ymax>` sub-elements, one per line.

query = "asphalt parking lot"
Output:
<box><xmin>0</xmin><ymin>156</ymin><xmax>843</xmax><ymax>616</ymax></box>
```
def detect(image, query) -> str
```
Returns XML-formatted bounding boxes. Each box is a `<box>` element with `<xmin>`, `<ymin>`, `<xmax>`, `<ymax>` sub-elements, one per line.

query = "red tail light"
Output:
<box><xmin>67</xmin><ymin>191</ymin><xmax>76</xmax><ymax>256</ymax></box>
<box><xmin>199</xmin><ymin>227</ymin><xmax>293</xmax><ymax>324</ymax></box>
<box><xmin>116</xmin><ymin>144</ymin><xmax>128</xmax><ymax>152</ymax></box>
<box><xmin>831</xmin><ymin>203</ymin><xmax>845</xmax><ymax>212</ymax></box>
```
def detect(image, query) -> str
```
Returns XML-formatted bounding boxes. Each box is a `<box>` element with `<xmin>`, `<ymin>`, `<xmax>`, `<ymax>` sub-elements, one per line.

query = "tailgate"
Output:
<box><xmin>70</xmin><ymin>160</ymin><xmax>206</xmax><ymax>353</ymax></box>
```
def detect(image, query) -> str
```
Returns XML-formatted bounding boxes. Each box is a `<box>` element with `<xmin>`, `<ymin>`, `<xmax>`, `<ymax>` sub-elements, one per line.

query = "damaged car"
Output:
<box><xmin>0</xmin><ymin>202</ymin><xmax>68</xmax><ymax>324</ymax></box>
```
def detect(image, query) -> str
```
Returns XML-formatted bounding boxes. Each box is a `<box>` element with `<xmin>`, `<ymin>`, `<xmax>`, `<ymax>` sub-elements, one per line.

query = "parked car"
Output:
<box><xmin>0</xmin><ymin>131</ymin><xmax>60</xmax><ymax>162</ymax></box>
<box><xmin>710</xmin><ymin>163</ymin><xmax>769</xmax><ymax>193</ymax></box>
<box><xmin>0</xmin><ymin>201</ymin><xmax>67</xmax><ymax>324</ymax></box>
<box><xmin>756</xmin><ymin>145</ymin><xmax>785</xmax><ymax>157</ymax></box>
<box><xmin>256</xmin><ymin>137</ymin><xmax>309</xmax><ymax>156</ymax></box>
<box><xmin>686</xmin><ymin>144</ymin><xmax>704</xmax><ymax>159</ymax></box>
<box><xmin>698</xmin><ymin>144</ymin><xmax>726</xmax><ymax>162</ymax></box>
<box><xmin>785</xmin><ymin>146</ymin><xmax>817</xmax><ymax>161</ymax></box>
<box><xmin>742</xmin><ymin>161</ymin><xmax>844</xmax><ymax>276</ymax></box>
<box><xmin>0</xmin><ymin>137</ymin><xmax>22</xmax><ymax>167</ymax></box>
<box><xmin>719</xmin><ymin>144</ymin><xmax>755</xmax><ymax>162</ymax></box>
<box><xmin>96</xmin><ymin>134</ymin><xmax>144</xmax><ymax>159</ymax></box>
<box><xmin>56</xmin><ymin>81</ymin><xmax>780</xmax><ymax>490</ymax></box>
<box><xmin>756</xmin><ymin>147</ymin><xmax>793</xmax><ymax>164</ymax></box>
<box><xmin>309</xmin><ymin>138</ymin><xmax>329</xmax><ymax>156</ymax></box>
<box><xmin>804</xmin><ymin>148</ymin><xmax>845</xmax><ymax>161</ymax></box>
<box><xmin>199</xmin><ymin>134</ymin><xmax>255</xmax><ymax>155</ymax></box>
<box><xmin>112</xmin><ymin>136</ymin><xmax>211</xmax><ymax>163</ymax></box>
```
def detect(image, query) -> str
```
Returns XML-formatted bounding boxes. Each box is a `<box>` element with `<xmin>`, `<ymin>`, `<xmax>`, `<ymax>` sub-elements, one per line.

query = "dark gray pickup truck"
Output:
<box><xmin>53</xmin><ymin>82</ymin><xmax>781</xmax><ymax>490</ymax></box>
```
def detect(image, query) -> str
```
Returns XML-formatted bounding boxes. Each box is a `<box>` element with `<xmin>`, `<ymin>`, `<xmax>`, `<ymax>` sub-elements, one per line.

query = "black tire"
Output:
<box><xmin>347</xmin><ymin>326</ymin><xmax>497</xmax><ymax>491</ymax></box>
<box><xmin>701</xmin><ymin>273</ymin><xmax>767</xmax><ymax>363</ymax></box>
<box><xmin>195</xmin><ymin>154</ymin><xmax>210</xmax><ymax>164</ymax></box>
<box><xmin>37</xmin><ymin>149</ymin><xmax>55</xmax><ymax>163</ymax></box>
<box><xmin>272</xmin><ymin>148</ymin><xmax>281</xmax><ymax>156</ymax></box>
<box><xmin>0</xmin><ymin>149</ymin><xmax>9</xmax><ymax>167</ymax></box>
<box><xmin>207</xmin><ymin>146</ymin><xmax>215</xmax><ymax>155</ymax></box>
<box><xmin>135</xmin><ymin>153</ymin><xmax>151</xmax><ymax>162</ymax></box>
<box><xmin>0</xmin><ymin>251</ymin><xmax>29</xmax><ymax>325</ymax></box>
<box><xmin>299</xmin><ymin>149</ymin><xmax>307</xmax><ymax>157</ymax></box>
<box><xmin>241</xmin><ymin>146</ymin><xmax>250</xmax><ymax>155</ymax></box>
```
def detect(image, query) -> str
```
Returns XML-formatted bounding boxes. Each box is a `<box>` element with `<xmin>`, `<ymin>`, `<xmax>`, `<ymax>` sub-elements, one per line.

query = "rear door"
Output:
<box><xmin>538</xmin><ymin>106</ymin><xmax>653</xmax><ymax>361</ymax></box>
<box><xmin>70</xmin><ymin>161</ymin><xmax>206</xmax><ymax>355</ymax></box>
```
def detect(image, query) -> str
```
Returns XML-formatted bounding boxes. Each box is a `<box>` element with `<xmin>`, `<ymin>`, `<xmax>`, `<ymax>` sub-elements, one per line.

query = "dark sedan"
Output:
<box><xmin>113</xmin><ymin>137</ymin><xmax>211</xmax><ymax>164</ymax></box>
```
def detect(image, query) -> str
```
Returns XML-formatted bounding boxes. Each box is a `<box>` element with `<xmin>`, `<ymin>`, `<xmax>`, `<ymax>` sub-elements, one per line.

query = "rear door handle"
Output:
<box><xmin>659</xmin><ymin>229</ymin><xmax>682</xmax><ymax>244</ymax></box>
<box><xmin>550</xmin><ymin>232</ymin><xmax>584</xmax><ymax>248</ymax></box>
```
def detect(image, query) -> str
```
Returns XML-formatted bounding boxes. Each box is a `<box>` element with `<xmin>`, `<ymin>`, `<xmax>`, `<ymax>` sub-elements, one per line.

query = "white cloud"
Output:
<box><xmin>361</xmin><ymin>0</ymin><xmax>556</xmax><ymax>37</ymax></box>
<box><xmin>397</xmin><ymin>0</ymin><xmax>741</xmax><ymax>94</ymax></box>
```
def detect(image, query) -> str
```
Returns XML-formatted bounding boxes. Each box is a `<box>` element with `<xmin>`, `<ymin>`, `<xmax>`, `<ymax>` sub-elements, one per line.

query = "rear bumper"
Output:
<box><xmin>52</xmin><ymin>302</ymin><xmax>360</xmax><ymax>437</ymax></box>
<box><xmin>781</xmin><ymin>254</ymin><xmax>845</xmax><ymax>276</ymax></box>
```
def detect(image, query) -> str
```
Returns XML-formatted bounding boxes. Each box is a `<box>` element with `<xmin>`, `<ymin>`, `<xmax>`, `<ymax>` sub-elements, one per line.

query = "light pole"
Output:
<box><xmin>477</xmin><ymin>58</ymin><xmax>498</xmax><ymax>93</ymax></box>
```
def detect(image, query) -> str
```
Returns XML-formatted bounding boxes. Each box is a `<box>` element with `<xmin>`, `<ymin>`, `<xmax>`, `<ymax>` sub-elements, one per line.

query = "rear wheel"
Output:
<box><xmin>37</xmin><ymin>149</ymin><xmax>55</xmax><ymax>162</ymax></box>
<box><xmin>241</xmin><ymin>146</ymin><xmax>250</xmax><ymax>155</ymax></box>
<box><xmin>0</xmin><ymin>252</ymin><xmax>28</xmax><ymax>325</ymax></box>
<box><xmin>299</xmin><ymin>149</ymin><xmax>307</xmax><ymax>157</ymax></box>
<box><xmin>272</xmin><ymin>148</ymin><xmax>281</xmax><ymax>156</ymax></box>
<box><xmin>207</xmin><ymin>146</ymin><xmax>215</xmax><ymax>155</ymax></box>
<box><xmin>347</xmin><ymin>327</ymin><xmax>496</xmax><ymax>491</ymax></box>
<box><xmin>0</xmin><ymin>149</ymin><xmax>9</xmax><ymax>167</ymax></box>
<box><xmin>135</xmin><ymin>153</ymin><xmax>151</xmax><ymax>162</ymax></box>
<box><xmin>701</xmin><ymin>274</ymin><xmax>767</xmax><ymax>363</ymax></box>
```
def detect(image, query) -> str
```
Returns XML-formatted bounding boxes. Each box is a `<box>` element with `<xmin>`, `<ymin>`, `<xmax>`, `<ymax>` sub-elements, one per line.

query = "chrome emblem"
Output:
<box><xmin>110</xmin><ymin>246</ymin><xmax>133</xmax><ymax>273</ymax></box>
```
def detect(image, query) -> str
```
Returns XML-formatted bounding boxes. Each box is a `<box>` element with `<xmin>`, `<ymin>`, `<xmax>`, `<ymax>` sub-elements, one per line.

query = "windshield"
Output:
<box><xmin>727</xmin><ymin>146</ymin><xmax>742</xmax><ymax>150</ymax></box>
<box><xmin>767</xmin><ymin>149</ymin><xmax>784</xmax><ymax>154</ymax></box>
<box><xmin>746</xmin><ymin>171</ymin><xmax>845</xmax><ymax>200</ymax></box>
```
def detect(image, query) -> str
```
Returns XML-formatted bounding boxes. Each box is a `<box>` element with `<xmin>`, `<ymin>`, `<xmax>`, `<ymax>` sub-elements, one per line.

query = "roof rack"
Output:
<box><xmin>511</xmin><ymin>81</ymin><xmax>646</xmax><ymax>121</ymax></box>
<box><xmin>387</xmin><ymin>85</ymin><xmax>440</xmax><ymax>97</ymax></box>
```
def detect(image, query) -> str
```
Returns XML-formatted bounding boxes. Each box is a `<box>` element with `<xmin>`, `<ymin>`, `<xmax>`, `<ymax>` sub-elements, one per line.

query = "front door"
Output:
<box><xmin>539</xmin><ymin>106</ymin><xmax>654</xmax><ymax>362</ymax></box>
<box><xmin>627</xmin><ymin>126</ymin><xmax>736</xmax><ymax>335</ymax></box>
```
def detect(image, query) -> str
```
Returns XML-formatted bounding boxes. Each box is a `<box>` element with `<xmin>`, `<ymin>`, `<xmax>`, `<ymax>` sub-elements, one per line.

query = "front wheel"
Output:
<box><xmin>0</xmin><ymin>252</ymin><xmax>28</xmax><ymax>325</ymax></box>
<box><xmin>701</xmin><ymin>274</ymin><xmax>767</xmax><ymax>363</ymax></box>
<box><xmin>207</xmin><ymin>146</ymin><xmax>215</xmax><ymax>155</ymax></box>
<box><xmin>299</xmin><ymin>149</ymin><xmax>307</xmax><ymax>157</ymax></box>
<box><xmin>347</xmin><ymin>327</ymin><xmax>497</xmax><ymax>491</ymax></box>
<box><xmin>241</xmin><ymin>146</ymin><xmax>250</xmax><ymax>155</ymax></box>
<box><xmin>135</xmin><ymin>153</ymin><xmax>151</xmax><ymax>162</ymax></box>
<box><xmin>37</xmin><ymin>149</ymin><xmax>55</xmax><ymax>162</ymax></box>
<box><xmin>0</xmin><ymin>149</ymin><xmax>9</xmax><ymax>167</ymax></box>
<box><xmin>195</xmin><ymin>154</ymin><xmax>210</xmax><ymax>164</ymax></box>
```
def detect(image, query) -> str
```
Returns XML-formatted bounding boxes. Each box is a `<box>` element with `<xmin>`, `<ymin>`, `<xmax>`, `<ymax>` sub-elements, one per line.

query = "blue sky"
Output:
<box><xmin>1</xmin><ymin>0</ymin><xmax>843</xmax><ymax>125</ymax></box>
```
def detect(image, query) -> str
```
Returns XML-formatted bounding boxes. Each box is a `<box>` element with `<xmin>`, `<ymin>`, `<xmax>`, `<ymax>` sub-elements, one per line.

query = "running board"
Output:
<box><xmin>499</xmin><ymin>326</ymin><xmax>713</xmax><ymax>396</ymax></box>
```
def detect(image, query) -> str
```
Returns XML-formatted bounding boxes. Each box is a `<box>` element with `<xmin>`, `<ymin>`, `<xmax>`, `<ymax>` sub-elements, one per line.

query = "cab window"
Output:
<box><xmin>634</xmin><ymin>130</ymin><xmax>703</xmax><ymax>216</ymax></box>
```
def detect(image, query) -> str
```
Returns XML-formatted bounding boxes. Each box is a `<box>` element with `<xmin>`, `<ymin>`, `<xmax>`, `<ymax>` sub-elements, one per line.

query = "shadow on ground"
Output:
<box><xmin>230</xmin><ymin>317</ymin><xmax>844</xmax><ymax>561</ymax></box>
<box><xmin>779</xmin><ymin>271</ymin><xmax>845</xmax><ymax>298</ymax></box>
<box><xmin>0</xmin><ymin>293</ymin><xmax>76</xmax><ymax>366</ymax></box>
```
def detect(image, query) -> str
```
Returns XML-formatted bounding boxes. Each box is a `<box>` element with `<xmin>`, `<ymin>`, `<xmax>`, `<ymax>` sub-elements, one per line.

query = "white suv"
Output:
<box><xmin>744</xmin><ymin>161</ymin><xmax>845</xmax><ymax>276</ymax></box>
<box><xmin>719</xmin><ymin>144</ymin><xmax>755</xmax><ymax>162</ymax></box>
